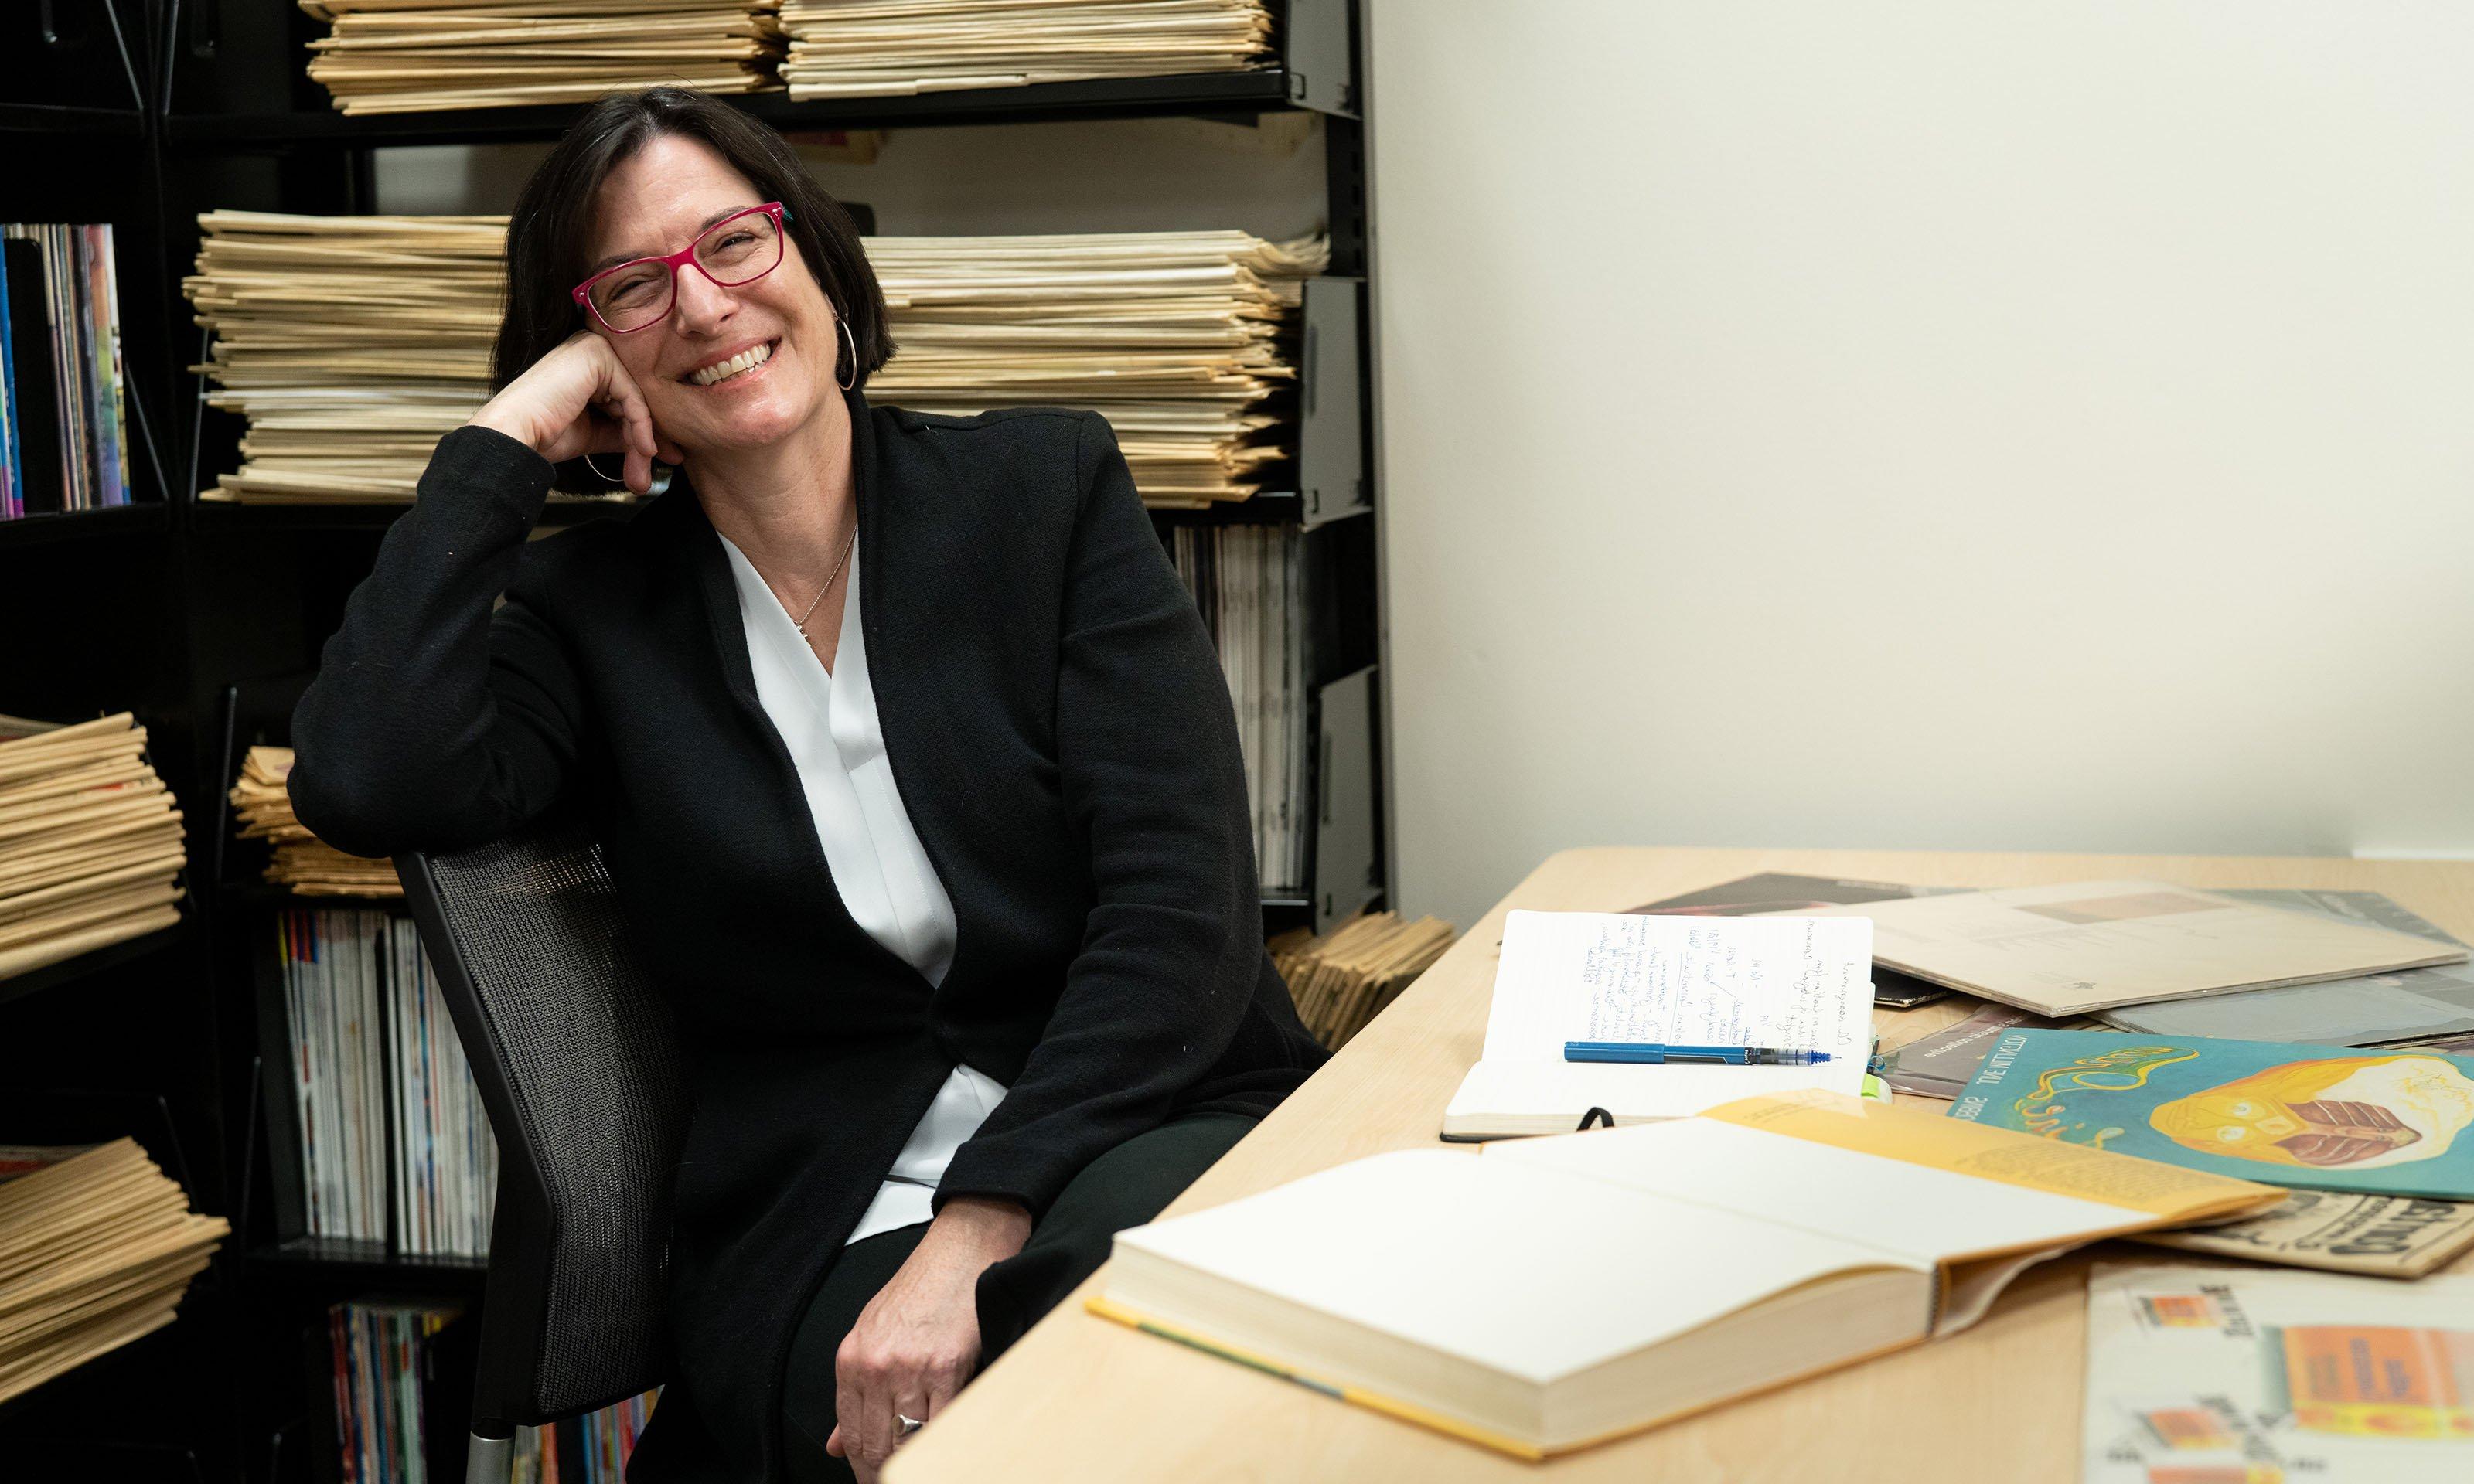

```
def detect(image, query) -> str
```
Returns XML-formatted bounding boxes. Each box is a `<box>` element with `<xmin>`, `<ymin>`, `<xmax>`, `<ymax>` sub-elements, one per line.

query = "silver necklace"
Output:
<box><xmin>793</xmin><ymin>526</ymin><xmax>859</xmax><ymax>640</ymax></box>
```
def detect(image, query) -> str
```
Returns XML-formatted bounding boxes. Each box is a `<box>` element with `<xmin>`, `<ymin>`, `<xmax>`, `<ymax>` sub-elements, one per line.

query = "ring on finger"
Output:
<box><xmin>896</xmin><ymin>1411</ymin><xmax>925</xmax><ymax>1436</ymax></box>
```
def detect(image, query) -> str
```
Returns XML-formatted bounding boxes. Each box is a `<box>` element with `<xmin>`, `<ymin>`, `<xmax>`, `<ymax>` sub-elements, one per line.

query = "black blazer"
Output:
<box><xmin>287</xmin><ymin>386</ymin><xmax>1325</xmax><ymax>1482</ymax></box>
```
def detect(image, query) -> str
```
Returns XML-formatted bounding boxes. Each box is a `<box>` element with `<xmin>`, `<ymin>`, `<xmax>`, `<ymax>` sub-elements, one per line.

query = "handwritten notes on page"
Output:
<box><xmin>1444</xmin><ymin>911</ymin><xmax>1876</xmax><ymax>1135</ymax></box>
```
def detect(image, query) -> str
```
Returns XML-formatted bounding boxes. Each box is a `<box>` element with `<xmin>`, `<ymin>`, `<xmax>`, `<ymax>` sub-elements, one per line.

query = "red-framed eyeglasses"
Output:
<box><xmin>571</xmin><ymin>201</ymin><xmax>792</xmax><ymax>334</ymax></box>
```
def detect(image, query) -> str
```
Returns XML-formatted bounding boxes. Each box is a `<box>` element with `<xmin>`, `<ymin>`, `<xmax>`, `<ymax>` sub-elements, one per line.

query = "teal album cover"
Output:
<box><xmin>1945</xmin><ymin>1029</ymin><xmax>2474</xmax><ymax>1201</ymax></box>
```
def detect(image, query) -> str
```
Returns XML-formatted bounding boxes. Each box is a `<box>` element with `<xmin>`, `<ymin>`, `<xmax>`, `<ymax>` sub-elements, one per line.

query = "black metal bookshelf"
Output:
<box><xmin>0</xmin><ymin>100</ymin><xmax>145</xmax><ymax>135</ymax></box>
<box><xmin>3</xmin><ymin>2</ymin><xmax>1387</xmax><ymax>1478</ymax></box>
<box><xmin>0</xmin><ymin>920</ymin><xmax>193</xmax><ymax>1012</ymax></box>
<box><xmin>247</xmin><ymin>1237</ymin><xmax>489</xmax><ymax>1292</ymax></box>
<box><xmin>167</xmin><ymin>71</ymin><xmax>1327</xmax><ymax>150</ymax></box>
<box><xmin>0</xmin><ymin>501</ymin><xmax>168</xmax><ymax>549</ymax></box>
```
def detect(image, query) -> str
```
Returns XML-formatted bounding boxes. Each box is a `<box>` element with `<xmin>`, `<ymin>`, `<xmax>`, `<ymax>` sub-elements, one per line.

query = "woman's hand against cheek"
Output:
<box><xmin>466</xmin><ymin>329</ymin><xmax>686</xmax><ymax>494</ymax></box>
<box><xmin>825</xmin><ymin>1197</ymin><xmax>1032</xmax><ymax>1482</ymax></box>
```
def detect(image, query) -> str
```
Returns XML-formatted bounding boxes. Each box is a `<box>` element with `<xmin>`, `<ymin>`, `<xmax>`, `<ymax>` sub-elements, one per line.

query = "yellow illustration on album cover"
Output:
<box><xmin>1949</xmin><ymin>1030</ymin><xmax>2474</xmax><ymax>1201</ymax></box>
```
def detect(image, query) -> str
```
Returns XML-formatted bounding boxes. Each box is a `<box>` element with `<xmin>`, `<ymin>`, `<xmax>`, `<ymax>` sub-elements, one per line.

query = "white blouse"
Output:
<box><xmin>717</xmin><ymin>528</ymin><xmax>1009</xmax><ymax>1247</ymax></box>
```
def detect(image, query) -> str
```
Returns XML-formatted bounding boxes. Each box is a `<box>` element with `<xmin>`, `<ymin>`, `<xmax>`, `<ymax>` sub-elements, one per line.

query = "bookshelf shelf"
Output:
<box><xmin>217</xmin><ymin>882</ymin><xmax>403</xmax><ymax>913</ymax></box>
<box><xmin>0</xmin><ymin>1317</ymin><xmax>186</xmax><ymax>1428</ymax></box>
<box><xmin>165</xmin><ymin>70</ymin><xmax>1344</xmax><ymax>153</ymax></box>
<box><xmin>246</xmin><ymin>1237</ymin><xmax>489</xmax><ymax>1292</ymax></box>
<box><xmin>0</xmin><ymin>502</ymin><xmax>167</xmax><ymax>551</ymax></box>
<box><xmin>0</xmin><ymin>917</ymin><xmax>189</xmax><ymax>1012</ymax></box>
<box><xmin>0</xmin><ymin>101</ymin><xmax>143</xmax><ymax>138</ymax></box>
<box><xmin>1152</xmin><ymin>494</ymin><xmax>1310</xmax><ymax>527</ymax></box>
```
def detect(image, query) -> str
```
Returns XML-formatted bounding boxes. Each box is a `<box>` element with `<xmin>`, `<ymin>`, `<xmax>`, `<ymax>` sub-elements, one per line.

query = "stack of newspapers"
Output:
<box><xmin>0</xmin><ymin>1139</ymin><xmax>227</xmax><ymax>1405</ymax></box>
<box><xmin>869</xmin><ymin>230</ymin><xmax>1326</xmax><ymax>506</ymax></box>
<box><xmin>229</xmin><ymin>746</ymin><xmax>401</xmax><ymax>897</ymax></box>
<box><xmin>299</xmin><ymin>0</ymin><xmax>785</xmax><ymax>115</ymax></box>
<box><xmin>190</xmin><ymin>211</ymin><xmax>1324</xmax><ymax>509</ymax></box>
<box><xmin>0</xmin><ymin>713</ymin><xmax>186</xmax><ymax>982</ymax></box>
<box><xmin>1270</xmin><ymin>911</ymin><xmax>1457</xmax><ymax>1050</ymax></box>
<box><xmin>779</xmin><ymin>0</ymin><xmax>1272</xmax><ymax>100</ymax></box>
<box><xmin>186</xmin><ymin>210</ymin><xmax>635</xmax><ymax>505</ymax></box>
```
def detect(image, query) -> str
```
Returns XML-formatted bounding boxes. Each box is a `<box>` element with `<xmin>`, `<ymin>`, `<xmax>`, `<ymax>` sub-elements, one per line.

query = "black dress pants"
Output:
<box><xmin>779</xmin><ymin>1111</ymin><xmax>1256</xmax><ymax>1482</ymax></box>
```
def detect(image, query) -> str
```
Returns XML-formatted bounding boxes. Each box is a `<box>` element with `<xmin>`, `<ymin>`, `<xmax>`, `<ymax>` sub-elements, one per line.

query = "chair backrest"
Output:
<box><xmin>394</xmin><ymin>812</ymin><xmax>690</xmax><ymax>1431</ymax></box>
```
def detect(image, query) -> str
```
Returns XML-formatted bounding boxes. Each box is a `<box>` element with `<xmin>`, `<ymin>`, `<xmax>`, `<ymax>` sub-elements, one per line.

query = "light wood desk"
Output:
<box><xmin>888</xmin><ymin>848</ymin><xmax>2474</xmax><ymax>1483</ymax></box>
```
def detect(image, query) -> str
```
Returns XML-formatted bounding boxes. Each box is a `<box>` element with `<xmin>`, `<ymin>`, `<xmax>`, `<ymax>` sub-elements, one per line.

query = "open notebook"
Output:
<box><xmin>1092</xmin><ymin>1090</ymin><xmax>2281</xmax><ymax>1459</ymax></box>
<box><xmin>1443</xmin><ymin>910</ymin><xmax>1876</xmax><ymax>1139</ymax></box>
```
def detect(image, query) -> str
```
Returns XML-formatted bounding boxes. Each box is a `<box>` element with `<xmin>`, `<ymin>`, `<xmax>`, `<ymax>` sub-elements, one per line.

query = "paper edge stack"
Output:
<box><xmin>0</xmin><ymin>712</ymin><xmax>188</xmax><ymax>982</ymax></box>
<box><xmin>1271</xmin><ymin>910</ymin><xmax>1457</xmax><ymax>1050</ymax></box>
<box><xmin>231</xmin><ymin>744</ymin><xmax>404</xmax><ymax>897</ymax></box>
<box><xmin>0</xmin><ymin>1138</ymin><xmax>230</xmax><ymax>1406</ymax></box>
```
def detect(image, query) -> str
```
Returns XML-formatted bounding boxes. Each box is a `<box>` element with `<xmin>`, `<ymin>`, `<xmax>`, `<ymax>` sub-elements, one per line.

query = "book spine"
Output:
<box><xmin>414</xmin><ymin>924</ymin><xmax>432</xmax><ymax>1256</ymax></box>
<box><xmin>94</xmin><ymin>223</ymin><xmax>130</xmax><ymax>504</ymax></box>
<box><xmin>329</xmin><ymin>1305</ymin><xmax>356</xmax><ymax>1484</ymax></box>
<box><xmin>54</xmin><ymin>224</ymin><xmax>92</xmax><ymax>511</ymax></box>
<box><xmin>13</xmin><ymin>225</ymin><xmax>72</xmax><ymax>515</ymax></box>
<box><xmin>0</xmin><ymin>240</ymin><xmax>16</xmax><ymax>519</ymax></box>
<box><xmin>283</xmin><ymin>914</ymin><xmax>321</xmax><ymax>1236</ymax></box>
<box><xmin>1082</xmin><ymin>1295</ymin><xmax>1547</xmax><ymax>1461</ymax></box>
<box><xmin>315</xmin><ymin>910</ymin><xmax>345</xmax><ymax>1238</ymax></box>
<box><xmin>390</xmin><ymin>922</ymin><xmax>414</xmax><ymax>1255</ymax></box>
<box><xmin>1</xmin><ymin>233</ymin><xmax>64</xmax><ymax>516</ymax></box>
<box><xmin>353</xmin><ymin>1304</ymin><xmax>379</xmax><ymax>1484</ymax></box>
<box><xmin>360</xmin><ymin>911</ymin><xmax>387</xmax><ymax>1244</ymax></box>
<box><xmin>420</xmin><ymin>928</ymin><xmax>443</xmax><ymax>1254</ymax></box>
<box><xmin>397</xmin><ymin>1310</ymin><xmax>420</xmax><ymax>1484</ymax></box>
<box><xmin>78</xmin><ymin>226</ymin><xmax>122</xmax><ymax>507</ymax></box>
<box><xmin>423</xmin><ymin>933</ymin><xmax>448</xmax><ymax>1254</ymax></box>
<box><xmin>379</xmin><ymin>1308</ymin><xmax>401</xmax><ymax>1484</ymax></box>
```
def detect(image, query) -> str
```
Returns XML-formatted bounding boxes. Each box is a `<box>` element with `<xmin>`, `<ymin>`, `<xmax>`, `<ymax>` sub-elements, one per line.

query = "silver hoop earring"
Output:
<box><xmin>584</xmin><ymin>451</ymin><xmax>670</xmax><ymax>496</ymax></box>
<box><xmin>837</xmin><ymin>316</ymin><xmax>857</xmax><ymax>390</ymax></box>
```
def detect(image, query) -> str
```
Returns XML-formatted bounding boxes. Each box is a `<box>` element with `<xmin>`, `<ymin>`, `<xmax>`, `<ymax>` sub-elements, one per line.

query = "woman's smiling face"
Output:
<box><xmin>583</xmin><ymin>132</ymin><xmax>841</xmax><ymax>458</ymax></box>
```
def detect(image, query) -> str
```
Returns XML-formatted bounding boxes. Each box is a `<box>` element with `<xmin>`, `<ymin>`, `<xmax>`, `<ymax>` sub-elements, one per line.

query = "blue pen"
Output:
<box><xmin>1562</xmin><ymin>1041</ymin><xmax>1833</xmax><ymax>1066</ymax></box>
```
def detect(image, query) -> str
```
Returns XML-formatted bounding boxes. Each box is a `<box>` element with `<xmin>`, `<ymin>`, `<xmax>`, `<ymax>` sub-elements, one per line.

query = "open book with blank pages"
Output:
<box><xmin>1090</xmin><ymin>1091</ymin><xmax>2282</xmax><ymax>1459</ymax></box>
<box><xmin>1443</xmin><ymin>910</ymin><xmax>1876</xmax><ymax>1139</ymax></box>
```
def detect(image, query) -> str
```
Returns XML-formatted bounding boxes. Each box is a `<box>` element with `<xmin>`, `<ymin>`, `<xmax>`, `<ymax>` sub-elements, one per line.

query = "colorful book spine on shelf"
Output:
<box><xmin>330</xmin><ymin>1299</ymin><xmax>462</xmax><ymax>1484</ymax></box>
<box><xmin>509</xmin><ymin>1390</ymin><xmax>661</xmax><ymax>1484</ymax></box>
<box><xmin>280</xmin><ymin>909</ymin><xmax>498</xmax><ymax>1254</ymax></box>
<box><xmin>0</xmin><ymin>243</ymin><xmax>15</xmax><ymax>519</ymax></box>
<box><xmin>0</xmin><ymin>222</ymin><xmax>132</xmax><ymax>517</ymax></box>
<box><xmin>1</xmin><ymin>236</ymin><xmax>60</xmax><ymax>518</ymax></box>
<box><xmin>82</xmin><ymin>224</ymin><xmax>127</xmax><ymax>506</ymax></box>
<box><xmin>43</xmin><ymin>226</ymin><xmax>86</xmax><ymax>511</ymax></box>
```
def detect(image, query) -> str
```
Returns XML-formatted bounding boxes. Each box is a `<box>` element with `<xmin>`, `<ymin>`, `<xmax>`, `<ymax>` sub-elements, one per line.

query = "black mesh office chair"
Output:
<box><xmin>394</xmin><ymin>812</ymin><xmax>692</xmax><ymax>1484</ymax></box>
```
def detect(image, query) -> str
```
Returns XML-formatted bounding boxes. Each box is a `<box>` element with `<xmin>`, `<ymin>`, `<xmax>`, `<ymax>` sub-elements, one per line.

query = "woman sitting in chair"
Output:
<box><xmin>288</xmin><ymin>85</ymin><xmax>1326</xmax><ymax>1484</ymax></box>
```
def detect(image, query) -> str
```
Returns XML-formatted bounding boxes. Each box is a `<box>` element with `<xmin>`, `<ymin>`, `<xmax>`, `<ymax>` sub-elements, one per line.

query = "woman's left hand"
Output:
<box><xmin>826</xmin><ymin>1196</ymin><xmax>1033</xmax><ymax>1481</ymax></box>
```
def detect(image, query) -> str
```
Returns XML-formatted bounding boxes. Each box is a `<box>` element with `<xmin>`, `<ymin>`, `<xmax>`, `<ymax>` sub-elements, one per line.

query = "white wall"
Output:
<box><xmin>1368</xmin><ymin>1</ymin><xmax>2474</xmax><ymax>933</ymax></box>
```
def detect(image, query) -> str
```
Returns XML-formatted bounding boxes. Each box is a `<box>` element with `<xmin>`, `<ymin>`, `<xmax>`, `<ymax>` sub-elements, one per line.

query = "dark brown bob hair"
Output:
<box><xmin>495</xmin><ymin>86</ymin><xmax>894</xmax><ymax>487</ymax></box>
